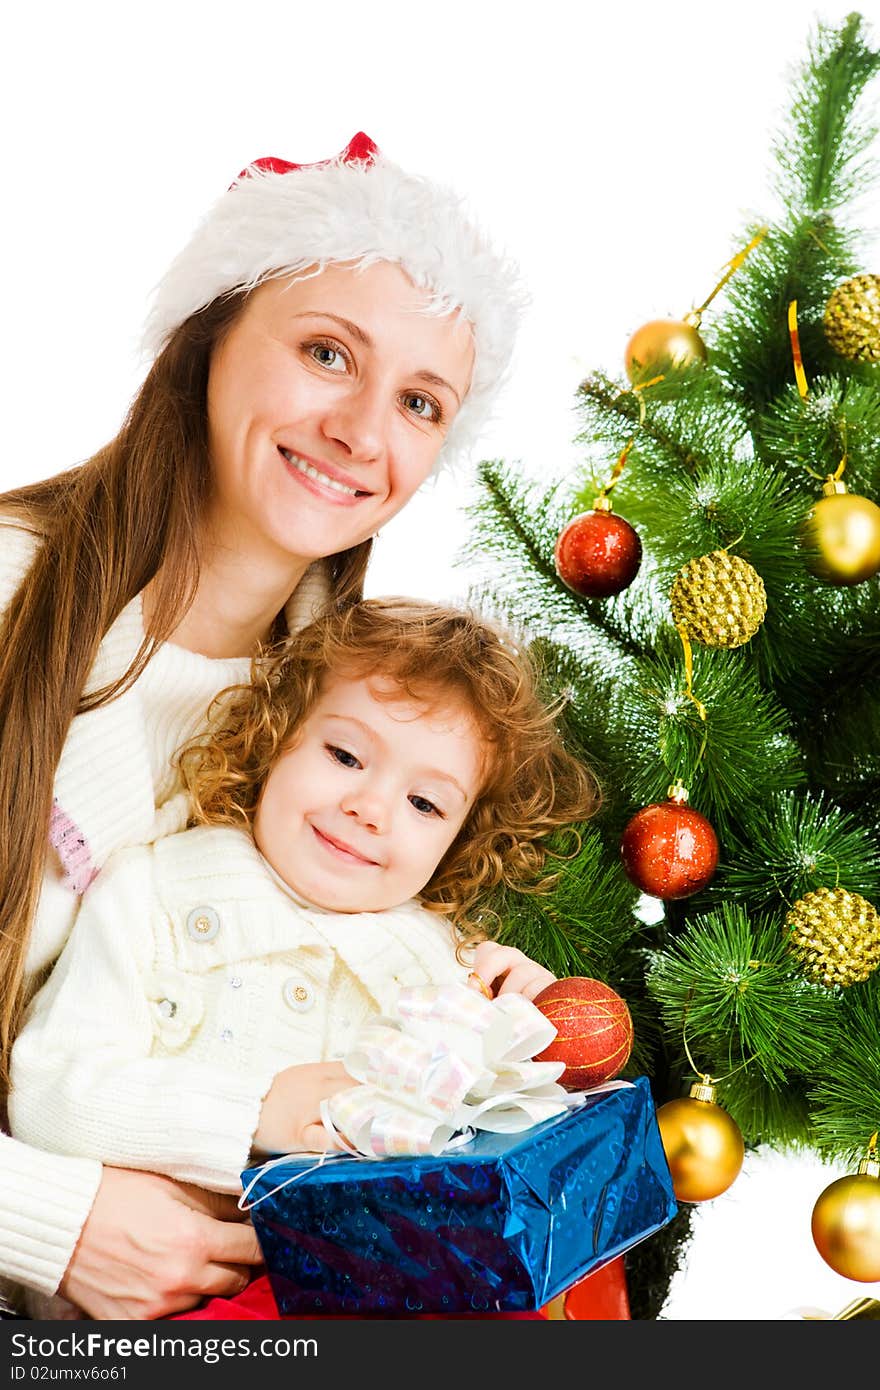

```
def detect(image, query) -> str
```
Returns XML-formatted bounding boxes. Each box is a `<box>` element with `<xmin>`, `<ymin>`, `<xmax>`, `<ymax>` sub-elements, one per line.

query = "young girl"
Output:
<box><xmin>9</xmin><ymin>598</ymin><xmax>600</xmax><ymax>1320</ymax></box>
<box><xmin>0</xmin><ymin>132</ymin><xmax>525</xmax><ymax>1318</ymax></box>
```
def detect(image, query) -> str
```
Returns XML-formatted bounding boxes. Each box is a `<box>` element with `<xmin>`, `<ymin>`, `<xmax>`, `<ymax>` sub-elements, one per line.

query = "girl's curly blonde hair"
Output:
<box><xmin>178</xmin><ymin>598</ymin><xmax>601</xmax><ymax>945</ymax></box>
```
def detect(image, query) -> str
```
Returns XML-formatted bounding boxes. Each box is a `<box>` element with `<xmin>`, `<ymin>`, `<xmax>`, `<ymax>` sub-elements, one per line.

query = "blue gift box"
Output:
<box><xmin>241</xmin><ymin>1075</ymin><xmax>677</xmax><ymax>1315</ymax></box>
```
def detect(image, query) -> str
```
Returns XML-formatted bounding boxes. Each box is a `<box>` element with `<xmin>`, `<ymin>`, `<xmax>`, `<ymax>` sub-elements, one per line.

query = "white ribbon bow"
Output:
<box><xmin>319</xmin><ymin>982</ymin><xmax>574</xmax><ymax>1158</ymax></box>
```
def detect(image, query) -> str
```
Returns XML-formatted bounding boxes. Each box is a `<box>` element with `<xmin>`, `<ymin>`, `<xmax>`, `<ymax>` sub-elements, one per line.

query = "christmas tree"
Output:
<box><xmin>463</xmin><ymin>12</ymin><xmax>880</xmax><ymax>1319</ymax></box>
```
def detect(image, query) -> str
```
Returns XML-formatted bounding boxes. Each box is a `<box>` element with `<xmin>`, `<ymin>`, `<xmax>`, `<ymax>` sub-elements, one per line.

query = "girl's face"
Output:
<box><xmin>253</xmin><ymin>672</ymin><xmax>485</xmax><ymax>913</ymax></box>
<box><xmin>205</xmin><ymin>262</ymin><xmax>475</xmax><ymax>572</ymax></box>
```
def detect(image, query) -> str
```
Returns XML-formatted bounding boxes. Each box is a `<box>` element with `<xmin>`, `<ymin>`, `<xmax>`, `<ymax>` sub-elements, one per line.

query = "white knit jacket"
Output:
<box><xmin>9</xmin><ymin>825</ymin><xmax>469</xmax><ymax>1192</ymax></box>
<box><xmin>0</xmin><ymin>520</ymin><xmax>332</xmax><ymax>1304</ymax></box>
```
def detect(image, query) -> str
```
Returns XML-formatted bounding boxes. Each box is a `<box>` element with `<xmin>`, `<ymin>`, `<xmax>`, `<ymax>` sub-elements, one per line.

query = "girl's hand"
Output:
<box><xmin>59</xmin><ymin>1168</ymin><xmax>263</xmax><ymax>1320</ymax></box>
<box><xmin>254</xmin><ymin>1061</ymin><xmax>355</xmax><ymax>1155</ymax></box>
<box><xmin>467</xmin><ymin>942</ymin><xmax>556</xmax><ymax>1002</ymax></box>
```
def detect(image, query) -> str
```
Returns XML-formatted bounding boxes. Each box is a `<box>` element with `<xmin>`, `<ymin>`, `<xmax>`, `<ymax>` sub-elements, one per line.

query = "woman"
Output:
<box><xmin>0</xmin><ymin>133</ymin><xmax>523</xmax><ymax>1319</ymax></box>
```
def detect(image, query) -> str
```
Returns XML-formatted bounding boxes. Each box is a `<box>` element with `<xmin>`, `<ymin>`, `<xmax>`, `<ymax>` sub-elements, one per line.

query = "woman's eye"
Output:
<box><xmin>308</xmin><ymin>341</ymin><xmax>348</xmax><ymax>372</ymax></box>
<box><xmin>409</xmin><ymin>794</ymin><xmax>443</xmax><ymax>818</ymax></box>
<box><xmin>328</xmin><ymin>745</ymin><xmax>361</xmax><ymax>769</ymax></box>
<box><xmin>402</xmin><ymin>392</ymin><xmax>441</xmax><ymax>422</ymax></box>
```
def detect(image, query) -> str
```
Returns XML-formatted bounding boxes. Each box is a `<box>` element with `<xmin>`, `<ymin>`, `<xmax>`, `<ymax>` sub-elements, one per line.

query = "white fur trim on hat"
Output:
<box><xmin>141</xmin><ymin>144</ymin><xmax>527</xmax><ymax>473</ymax></box>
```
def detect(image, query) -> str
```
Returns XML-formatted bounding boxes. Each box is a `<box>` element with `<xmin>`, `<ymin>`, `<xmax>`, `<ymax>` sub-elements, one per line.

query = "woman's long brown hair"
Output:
<box><xmin>0</xmin><ymin>293</ymin><xmax>371</xmax><ymax>1091</ymax></box>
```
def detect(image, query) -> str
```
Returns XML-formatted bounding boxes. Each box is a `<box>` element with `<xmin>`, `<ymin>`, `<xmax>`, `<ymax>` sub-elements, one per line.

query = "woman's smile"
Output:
<box><xmin>278</xmin><ymin>447</ymin><xmax>375</xmax><ymax>504</ymax></box>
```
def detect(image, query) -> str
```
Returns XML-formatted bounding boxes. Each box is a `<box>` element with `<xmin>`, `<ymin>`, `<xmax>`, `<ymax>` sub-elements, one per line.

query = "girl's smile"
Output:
<box><xmin>310</xmin><ymin>823</ymin><xmax>382</xmax><ymax>867</ymax></box>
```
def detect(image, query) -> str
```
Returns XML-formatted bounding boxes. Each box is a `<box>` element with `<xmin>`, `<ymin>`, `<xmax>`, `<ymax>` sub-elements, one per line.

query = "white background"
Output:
<box><xmin>3</xmin><ymin>0</ymin><xmax>880</xmax><ymax>1319</ymax></box>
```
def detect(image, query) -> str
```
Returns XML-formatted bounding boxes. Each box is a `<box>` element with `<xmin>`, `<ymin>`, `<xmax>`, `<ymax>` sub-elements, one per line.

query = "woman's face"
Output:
<box><xmin>205</xmin><ymin>262</ymin><xmax>475</xmax><ymax>569</ymax></box>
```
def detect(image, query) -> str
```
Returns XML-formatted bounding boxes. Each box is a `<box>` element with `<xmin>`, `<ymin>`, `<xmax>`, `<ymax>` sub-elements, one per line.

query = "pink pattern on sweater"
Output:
<box><xmin>49</xmin><ymin>800</ymin><xmax>97</xmax><ymax>894</ymax></box>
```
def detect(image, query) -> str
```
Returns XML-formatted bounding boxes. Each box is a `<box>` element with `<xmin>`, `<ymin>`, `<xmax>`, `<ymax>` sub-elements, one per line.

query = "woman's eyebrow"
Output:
<box><xmin>291</xmin><ymin>311</ymin><xmax>462</xmax><ymax>406</ymax></box>
<box><xmin>292</xmin><ymin>310</ymin><xmax>371</xmax><ymax>346</ymax></box>
<box><xmin>416</xmin><ymin>370</ymin><xmax>462</xmax><ymax>407</ymax></box>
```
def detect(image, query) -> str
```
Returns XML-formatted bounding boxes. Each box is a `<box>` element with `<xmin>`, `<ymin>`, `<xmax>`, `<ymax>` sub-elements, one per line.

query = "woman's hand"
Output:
<box><xmin>254</xmin><ymin>1061</ymin><xmax>355</xmax><ymax>1155</ymax></box>
<box><xmin>59</xmin><ymin>1168</ymin><xmax>264</xmax><ymax>1320</ymax></box>
<box><xmin>467</xmin><ymin>942</ymin><xmax>556</xmax><ymax>1002</ymax></box>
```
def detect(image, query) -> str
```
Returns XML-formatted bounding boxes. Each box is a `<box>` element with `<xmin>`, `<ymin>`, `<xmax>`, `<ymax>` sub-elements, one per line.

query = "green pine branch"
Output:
<box><xmin>809</xmin><ymin>974</ymin><xmax>880</xmax><ymax>1162</ymax></box>
<box><xmin>774</xmin><ymin>11</ymin><xmax>880</xmax><ymax>215</ymax></box>
<box><xmin>714</xmin><ymin>790</ymin><xmax>880</xmax><ymax>911</ymax></box>
<box><xmin>646</xmin><ymin>902</ymin><xmax>842</xmax><ymax>1139</ymax></box>
<box><xmin>803</xmin><ymin>681</ymin><xmax>880</xmax><ymax>817</ymax></box>
<box><xmin>758</xmin><ymin>375</ymin><xmax>880</xmax><ymax>497</ymax></box>
<box><xmin>711</xmin><ymin>13</ymin><xmax>880</xmax><ymax>408</ymax></box>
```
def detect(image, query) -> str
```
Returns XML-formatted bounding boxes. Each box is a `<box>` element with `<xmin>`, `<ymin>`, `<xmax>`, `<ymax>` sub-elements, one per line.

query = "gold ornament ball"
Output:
<box><xmin>656</xmin><ymin>1092</ymin><xmax>745</xmax><ymax>1203</ymax></box>
<box><xmin>784</xmin><ymin>886</ymin><xmax>880</xmax><ymax>988</ymax></box>
<box><xmin>802</xmin><ymin>490</ymin><xmax>880</xmax><ymax>586</ymax></box>
<box><xmin>823</xmin><ymin>273</ymin><xmax>880</xmax><ymax>362</ymax></box>
<box><xmin>624</xmin><ymin>318</ymin><xmax>708</xmax><ymax>384</ymax></box>
<box><xmin>670</xmin><ymin>550</ymin><xmax>767</xmax><ymax>648</ymax></box>
<box><xmin>812</xmin><ymin>1173</ymin><xmax>880</xmax><ymax>1282</ymax></box>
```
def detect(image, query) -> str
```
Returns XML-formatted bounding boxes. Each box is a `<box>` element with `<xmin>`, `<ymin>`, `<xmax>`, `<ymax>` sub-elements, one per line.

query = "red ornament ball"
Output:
<box><xmin>620</xmin><ymin>799</ymin><xmax>719</xmax><ymax>900</ymax></box>
<box><xmin>533</xmin><ymin>977</ymin><xmax>634</xmax><ymax>1090</ymax></box>
<box><xmin>554</xmin><ymin>509</ymin><xmax>642</xmax><ymax>598</ymax></box>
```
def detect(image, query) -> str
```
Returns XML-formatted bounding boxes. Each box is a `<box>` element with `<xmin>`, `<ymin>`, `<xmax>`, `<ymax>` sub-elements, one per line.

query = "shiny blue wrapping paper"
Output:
<box><xmin>242</xmin><ymin>1074</ymin><xmax>677</xmax><ymax>1315</ymax></box>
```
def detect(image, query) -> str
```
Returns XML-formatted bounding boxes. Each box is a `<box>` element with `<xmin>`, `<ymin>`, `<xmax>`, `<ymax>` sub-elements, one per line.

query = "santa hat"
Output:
<box><xmin>142</xmin><ymin>133</ymin><xmax>526</xmax><ymax>472</ymax></box>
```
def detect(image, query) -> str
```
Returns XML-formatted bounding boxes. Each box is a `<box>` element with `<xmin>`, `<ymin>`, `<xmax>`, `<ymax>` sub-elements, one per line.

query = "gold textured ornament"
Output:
<box><xmin>784</xmin><ymin>886</ymin><xmax>880</xmax><ymax>987</ymax></box>
<box><xmin>624</xmin><ymin>314</ymin><xmax>708</xmax><ymax>384</ymax></box>
<box><xmin>656</xmin><ymin>1078</ymin><xmax>745</xmax><ymax>1203</ymax></box>
<box><xmin>812</xmin><ymin>1140</ymin><xmax>880</xmax><ymax>1282</ymax></box>
<box><xmin>801</xmin><ymin>479</ymin><xmax>880</xmax><ymax>586</ymax></box>
<box><xmin>670</xmin><ymin>550</ymin><xmax>767</xmax><ymax>648</ymax></box>
<box><xmin>823</xmin><ymin>273</ymin><xmax>880</xmax><ymax>362</ymax></box>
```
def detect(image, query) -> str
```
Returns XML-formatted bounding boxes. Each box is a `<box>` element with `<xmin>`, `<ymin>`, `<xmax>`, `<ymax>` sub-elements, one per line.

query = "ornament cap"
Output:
<box><xmin>591</xmin><ymin>494</ymin><xmax>613</xmax><ymax>513</ymax></box>
<box><xmin>688</xmin><ymin>1078</ymin><xmax>717</xmax><ymax>1104</ymax></box>
<box><xmin>821</xmin><ymin>477</ymin><xmax>848</xmax><ymax>497</ymax></box>
<box><xmin>667</xmin><ymin>780</ymin><xmax>690</xmax><ymax>805</ymax></box>
<box><xmin>859</xmin><ymin>1134</ymin><xmax>880</xmax><ymax>1180</ymax></box>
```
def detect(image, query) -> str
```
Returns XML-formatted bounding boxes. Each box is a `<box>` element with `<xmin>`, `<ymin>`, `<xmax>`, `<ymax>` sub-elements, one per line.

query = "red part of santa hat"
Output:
<box><xmin>236</xmin><ymin>132</ymin><xmax>381</xmax><ymax>182</ymax></box>
<box><xmin>143</xmin><ymin>133</ymin><xmax>525</xmax><ymax>472</ymax></box>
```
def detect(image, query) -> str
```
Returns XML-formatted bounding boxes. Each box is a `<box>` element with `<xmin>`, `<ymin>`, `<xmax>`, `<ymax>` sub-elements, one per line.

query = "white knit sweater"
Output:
<box><xmin>0</xmin><ymin>520</ymin><xmax>331</xmax><ymax>1306</ymax></box>
<box><xmin>9</xmin><ymin>825</ymin><xmax>469</xmax><ymax>1191</ymax></box>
